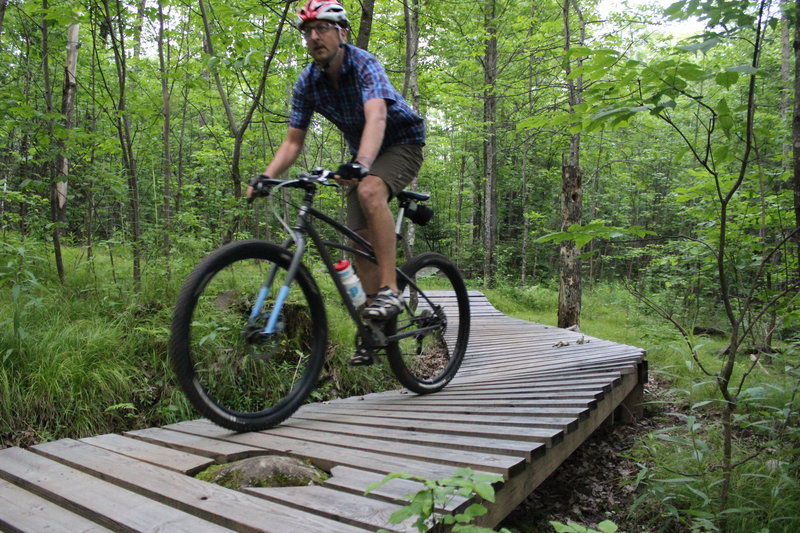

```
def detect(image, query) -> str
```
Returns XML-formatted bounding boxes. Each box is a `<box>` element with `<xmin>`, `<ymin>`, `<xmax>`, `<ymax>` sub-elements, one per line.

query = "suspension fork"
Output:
<box><xmin>251</xmin><ymin>209</ymin><xmax>311</xmax><ymax>335</ymax></box>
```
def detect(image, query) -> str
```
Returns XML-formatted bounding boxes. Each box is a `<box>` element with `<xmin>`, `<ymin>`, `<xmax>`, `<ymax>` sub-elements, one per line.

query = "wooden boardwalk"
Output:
<box><xmin>0</xmin><ymin>291</ymin><xmax>646</xmax><ymax>533</ymax></box>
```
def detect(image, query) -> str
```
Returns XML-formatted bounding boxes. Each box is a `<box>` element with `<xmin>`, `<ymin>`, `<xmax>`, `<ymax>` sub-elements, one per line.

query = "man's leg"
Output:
<box><xmin>352</xmin><ymin>174</ymin><xmax>397</xmax><ymax>296</ymax></box>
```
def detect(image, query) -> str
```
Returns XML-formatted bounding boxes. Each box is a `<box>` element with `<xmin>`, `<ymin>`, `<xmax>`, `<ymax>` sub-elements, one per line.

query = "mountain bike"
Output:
<box><xmin>170</xmin><ymin>168</ymin><xmax>470</xmax><ymax>432</ymax></box>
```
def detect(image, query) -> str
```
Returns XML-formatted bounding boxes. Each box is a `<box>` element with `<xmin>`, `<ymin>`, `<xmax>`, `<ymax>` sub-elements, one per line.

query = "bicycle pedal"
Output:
<box><xmin>349</xmin><ymin>349</ymin><xmax>376</xmax><ymax>366</ymax></box>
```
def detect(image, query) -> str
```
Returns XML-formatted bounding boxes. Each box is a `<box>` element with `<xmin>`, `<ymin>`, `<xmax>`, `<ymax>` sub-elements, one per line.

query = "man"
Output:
<box><xmin>249</xmin><ymin>1</ymin><xmax>425</xmax><ymax>338</ymax></box>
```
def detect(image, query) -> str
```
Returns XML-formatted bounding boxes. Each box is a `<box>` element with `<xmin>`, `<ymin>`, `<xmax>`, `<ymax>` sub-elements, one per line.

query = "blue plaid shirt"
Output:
<box><xmin>290</xmin><ymin>44</ymin><xmax>425</xmax><ymax>155</ymax></box>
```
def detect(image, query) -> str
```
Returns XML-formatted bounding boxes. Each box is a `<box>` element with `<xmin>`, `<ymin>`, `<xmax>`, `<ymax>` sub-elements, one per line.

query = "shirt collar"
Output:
<box><xmin>310</xmin><ymin>43</ymin><xmax>353</xmax><ymax>84</ymax></box>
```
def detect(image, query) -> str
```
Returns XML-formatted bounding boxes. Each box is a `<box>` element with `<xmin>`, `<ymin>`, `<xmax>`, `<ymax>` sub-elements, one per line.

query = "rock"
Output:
<box><xmin>199</xmin><ymin>455</ymin><xmax>327</xmax><ymax>490</ymax></box>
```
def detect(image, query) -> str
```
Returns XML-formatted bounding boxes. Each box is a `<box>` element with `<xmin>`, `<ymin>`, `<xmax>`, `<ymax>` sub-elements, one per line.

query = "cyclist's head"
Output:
<box><xmin>298</xmin><ymin>1</ymin><xmax>349</xmax><ymax>31</ymax></box>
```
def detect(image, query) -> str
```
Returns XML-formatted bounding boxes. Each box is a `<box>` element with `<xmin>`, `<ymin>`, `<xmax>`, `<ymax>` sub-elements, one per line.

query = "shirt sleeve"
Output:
<box><xmin>289</xmin><ymin>73</ymin><xmax>314</xmax><ymax>130</ymax></box>
<box><xmin>358</xmin><ymin>54</ymin><xmax>397</xmax><ymax>106</ymax></box>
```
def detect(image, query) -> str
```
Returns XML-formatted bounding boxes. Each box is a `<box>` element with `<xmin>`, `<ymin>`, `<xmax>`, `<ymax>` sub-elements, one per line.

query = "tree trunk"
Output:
<box><xmin>401</xmin><ymin>0</ymin><xmax>421</xmax><ymax>262</ymax></box>
<box><xmin>132</xmin><ymin>0</ymin><xmax>145</xmax><ymax>59</ymax></box>
<box><xmin>0</xmin><ymin>0</ymin><xmax>8</xmax><ymax>43</ymax></box>
<box><xmin>483</xmin><ymin>0</ymin><xmax>498</xmax><ymax>286</ymax></box>
<box><xmin>199</xmin><ymin>0</ymin><xmax>290</xmax><ymax>212</ymax></box>
<box><xmin>793</xmin><ymin>0</ymin><xmax>800</xmax><ymax>277</ymax></box>
<box><xmin>402</xmin><ymin>0</ymin><xmax>420</xmax><ymax>111</ymax></box>
<box><xmin>782</xmin><ymin>0</ymin><xmax>791</xmax><ymax>172</ymax></box>
<box><xmin>355</xmin><ymin>0</ymin><xmax>375</xmax><ymax>50</ymax></box>
<box><xmin>54</xmin><ymin>23</ymin><xmax>79</xmax><ymax>222</ymax></box>
<box><xmin>521</xmin><ymin>155</ymin><xmax>529</xmax><ymax>285</ymax></box>
<box><xmin>41</xmin><ymin>0</ymin><xmax>66</xmax><ymax>282</ymax></box>
<box><xmin>103</xmin><ymin>0</ymin><xmax>142</xmax><ymax>289</ymax></box>
<box><xmin>157</xmin><ymin>1</ymin><xmax>172</xmax><ymax>265</ymax></box>
<box><xmin>558</xmin><ymin>0</ymin><xmax>585</xmax><ymax>329</ymax></box>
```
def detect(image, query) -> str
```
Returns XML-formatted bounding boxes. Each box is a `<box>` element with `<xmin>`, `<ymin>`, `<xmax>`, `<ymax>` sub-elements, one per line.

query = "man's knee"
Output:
<box><xmin>357</xmin><ymin>175</ymin><xmax>390</xmax><ymax>210</ymax></box>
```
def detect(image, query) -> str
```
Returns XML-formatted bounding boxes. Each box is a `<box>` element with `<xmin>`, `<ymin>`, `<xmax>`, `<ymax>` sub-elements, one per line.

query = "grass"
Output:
<box><xmin>486</xmin><ymin>282</ymin><xmax>800</xmax><ymax>532</ymax></box>
<box><xmin>0</xmin><ymin>235</ymin><xmax>397</xmax><ymax>447</ymax></box>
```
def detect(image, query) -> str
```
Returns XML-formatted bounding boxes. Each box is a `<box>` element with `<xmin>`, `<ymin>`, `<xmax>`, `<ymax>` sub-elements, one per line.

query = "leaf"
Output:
<box><xmin>716</xmin><ymin>97</ymin><xmax>734</xmax><ymax>137</ymax></box>
<box><xmin>454</xmin><ymin>503</ymin><xmax>488</xmax><ymax>523</ymax></box>
<box><xmin>597</xmin><ymin>520</ymin><xmax>619</xmax><ymax>533</ymax></box>
<box><xmin>678</xmin><ymin>37</ymin><xmax>720</xmax><ymax>54</ymax></box>
<box><xmin>715</xmin><ymin>71</ymin><xmax>739</xmax><ymax>88</ymax></box>
<box><xmin>727</xmin><ymin>64</ymin><xmax>757</xmax><ymax>75</ymax></box>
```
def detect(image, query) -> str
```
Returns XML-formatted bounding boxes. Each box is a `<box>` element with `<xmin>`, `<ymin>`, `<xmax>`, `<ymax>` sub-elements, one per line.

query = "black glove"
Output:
<box><xmin>248</xmin><ymin>174</ymin><xmax>273</xmax><ymax>198</ymax></box>
<box><xmin>336</xmin><ymin>162</ymin><xmax>369</xmax><ymax>182</ymax></box>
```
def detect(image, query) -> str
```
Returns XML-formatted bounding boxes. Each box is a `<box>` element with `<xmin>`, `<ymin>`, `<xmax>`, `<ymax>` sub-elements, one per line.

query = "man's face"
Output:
<box><xmin>302</xmin><ymin>21</ymin><xmax>343</xmax><ymax>66</ymax></box>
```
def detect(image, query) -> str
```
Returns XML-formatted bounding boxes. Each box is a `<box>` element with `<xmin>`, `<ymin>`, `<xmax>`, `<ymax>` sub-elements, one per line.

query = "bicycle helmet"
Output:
<box><xmin>298</xmin><ymin>0</ymin><xmax>349</xmax><ymax>28</ymax></box>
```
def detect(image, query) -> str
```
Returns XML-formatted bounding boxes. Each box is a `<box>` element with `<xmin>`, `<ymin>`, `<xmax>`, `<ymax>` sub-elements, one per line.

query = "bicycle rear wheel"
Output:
<box><xmin>386</xmin><ymin>252</ymin><xmax>470</xmax><ymax>394</ymax></box>
<box><xmin>170</xmin><ymin>239</ymin><xmax>326</xmax><ymax>431</ymax></box>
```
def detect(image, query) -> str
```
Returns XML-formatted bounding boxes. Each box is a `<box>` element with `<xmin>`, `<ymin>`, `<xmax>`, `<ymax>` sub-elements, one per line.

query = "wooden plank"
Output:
<box><xmin>0</xmin><ymin>447</ymin><xmax>235</xmax><ymax>533</ymax></box>
<box><xmin>446</xmin><ymin>373</ymin><xmax>623</xmax><ymax>390</ymax></box>
<box><xmin>245</xmin><ymin>485</ymin><xmax>416</xmax><ymax>533</ymax></box>
<box><xmin>341</xmin><ymin>390</ymin><xmax>598</xmax><ymax>409</ymax></box>
<box><xmin>297</xmin><ymin>405</ymin><xmax>580</xmax><ymax>433</ymax></box>
<box><xmin>125</xmin><ymin>427</ymin><xmax>265</xmax><ymax>463</ymax></box>
<box><xmin>81</xmin><ymin>433</ymin><xmax>214</xmax><ymax>475</ymax></box>
<box><xmin>280</xmin><ymin>419</ymin><xmax>543</xmax><ymax>462</ymax></box>
<box><xmin>404</xmin><ymin>390</ymin><xmax>604</xmax><ymax>402</ymax></box>
<box><xmin>286</xmin><ymin>410</ymin><xmax>564</xmax><ymax>446</ymax></box>
<box><xmin>458</xmin><ymin>348</ymin><xmax>642</xmax><ymax>371</ymax></box>
<box><xmin>324</xmin><ymin>465</ymin><xmax>469</xmax><ymax>513</ymax></box>
<box><xmin>32</xmin><ymin>439</ymin><xmax>372</xmax><ymax>533</ymax></box>
<box><xmin>263</xmin><ymin>425</ymin><xmax>525</xmax><ymax>477</ymax></box>
<box><xmin>0</xmin><ymin>478</ymin><xmax>114</xmax><ymax>533</ymax></box>
<box><xmin>307</xmin><ymin>400</ymin><xmax>591</xmax><ymax>420</ymax></box>
<box><xmin>166</xmin><ymin>419</ymin><xmax>501</xmax><ymax>479</ymax></box>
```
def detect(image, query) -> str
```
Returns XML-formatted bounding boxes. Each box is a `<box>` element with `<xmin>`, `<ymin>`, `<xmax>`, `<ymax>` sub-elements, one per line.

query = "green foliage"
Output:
<box><xmin>0</xmin><ymin>235</ymin><xmax>398</xmax><ymax>446</ymax></box>
<box><xmin>537</xmin><ymin>220</ymin><xmax>654</xmax><ymax>250</ymax></box>
<box><xmin>550</xmin><ymin>520</ymin><xmax>624</xmax><ymax>533</ymax></box>
<box><xmin>365</xmin><ymin>468</ymin><xmax>510</xmax><ymax>533</ymax></box>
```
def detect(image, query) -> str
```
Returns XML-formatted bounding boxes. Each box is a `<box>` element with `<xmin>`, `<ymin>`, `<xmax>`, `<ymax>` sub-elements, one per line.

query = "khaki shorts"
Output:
<box><xmin>346</xmin><ymin>144</ymin><xmax>424</xmax><ymax>231</ymax></box>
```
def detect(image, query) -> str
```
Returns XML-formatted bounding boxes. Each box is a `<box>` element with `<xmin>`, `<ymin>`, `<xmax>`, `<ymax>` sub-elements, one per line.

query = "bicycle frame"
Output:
<box><xmin>252</xmin><ymin>176</ymin><xmax>442</xmax><ymax>351</ymax></box>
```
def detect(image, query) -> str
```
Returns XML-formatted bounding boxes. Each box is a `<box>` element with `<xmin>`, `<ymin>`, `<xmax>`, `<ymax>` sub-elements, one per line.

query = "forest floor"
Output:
<box><xmin>499</xmin><ymin>376</ymin><xmax>669</xmax><ymax>533</ymax></box>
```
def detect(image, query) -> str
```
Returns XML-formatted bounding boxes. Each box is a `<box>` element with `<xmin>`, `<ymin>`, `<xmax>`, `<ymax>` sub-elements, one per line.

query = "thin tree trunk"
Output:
<box><xmin>41</xmin><ymin>0</ymin><xmax>66</xmax><ymax>282</ymax></box>
<box><xmin>402</xmin><ymin>0</ymin><xmax>420</xmax><ymax>111</ymax></box>
<box><xmin>558</xmin><ymin>0</ymin><xmax>585</xmax><ymax>329</ymax></box>
<box><xmin>198</xmin><ymin>0</ymin><xmax>290</xmax><ymax>209</ymax></box>
<box><xmin>355</xmin><ymin>0</ymin><xmax>375</xmax><ymax>50</ymax></box>
<box><xmin>103</xmin><ymin>0</ymin><xmax>142</xmax><ymax>289</ymax></box>
<box><xmin>0</xmin><ymin>0</ymin><xmax>8</xmax><ymax>43</ymax></box>
<box><xmin>55</xmin><ymin>23</ymin><xmax>80</xmax><ymax>223</ymax></box>
<box><xmin>793</xmin><ymin>0</ymin><xmax>800</xmax><ymax>277</ymax></box>
<box><xmin>132</xmin><ymin>0</ymin><xmax>145</xmax><ymax>59</ymax></box>
<box><xmin>483</xmin><ymin>0</ymin><xmax>498</xmax><ymax>286</ymax></box>
<box><xmin>401</xmin><ymin>0</ymin><xmax>421</xmax><ymax>261</ymax></box>
<box><xmin>717</xmin><ymin>4</ymin><xmax>766</xmax><ymax>529</ymax></box>
<box><xmin>521</xmin><ymin>155</ymin><xmax>528</xmax><ymax>285</ymax></box>
<box><xmin>157</xmin><ymin>1</ymin><xmax>172</xmax><ymax>267</ymax></box>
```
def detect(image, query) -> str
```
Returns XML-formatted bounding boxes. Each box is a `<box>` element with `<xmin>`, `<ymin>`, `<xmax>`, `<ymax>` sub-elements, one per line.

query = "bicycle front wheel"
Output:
<box><xmin>170</xmin><ymin>239</ymin><xmax>327</xmax><ymax>431</ymax></box>
<box><xmin>386</xmin><ymin>252</ymin><xmax>470</xmax><ymax>394</ymax></box>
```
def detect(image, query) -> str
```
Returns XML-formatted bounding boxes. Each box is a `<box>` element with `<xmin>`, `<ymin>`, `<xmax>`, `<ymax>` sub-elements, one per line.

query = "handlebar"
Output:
<box><xmin>248</xmin><ymin>168</ymin><xmax>433</xmax><ymax>226</ymax></box>
<box><xmin>248</xmin><ymin>168</ymin><xmax>338</xmax><ymax>201</ymax></box>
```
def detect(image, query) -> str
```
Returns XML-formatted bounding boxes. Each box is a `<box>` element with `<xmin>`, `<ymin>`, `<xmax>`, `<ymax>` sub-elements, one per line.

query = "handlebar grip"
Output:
<box><xmin>248</xmin><ymin>175</ymin><xmax>282</xmax><ymax>199</ymax></box>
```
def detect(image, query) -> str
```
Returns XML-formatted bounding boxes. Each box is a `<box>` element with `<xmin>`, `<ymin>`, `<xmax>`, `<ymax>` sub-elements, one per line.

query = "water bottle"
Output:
<box><xmin>334</xmin><ymin>259</ymin><xmax>366</xmax><ymax>307</ymax></box>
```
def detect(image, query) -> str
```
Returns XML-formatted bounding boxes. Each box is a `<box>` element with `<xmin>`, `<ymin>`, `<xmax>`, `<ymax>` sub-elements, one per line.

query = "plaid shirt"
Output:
<box><xmin>290</xmin><ymin>44</ymin><xmax>425</xmax><ymax>155</ymax></box>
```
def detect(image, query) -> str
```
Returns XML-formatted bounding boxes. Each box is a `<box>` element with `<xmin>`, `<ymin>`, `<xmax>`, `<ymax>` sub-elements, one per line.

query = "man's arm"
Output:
<box><xmin>249</xmin><ymin>127</ymin><xmax>307</xmax><ymax>197</ymax></box>
<box><xmin>355</xmin><ymin>98</ymin><xmax>387</xmax><ymax>170</ymax></box>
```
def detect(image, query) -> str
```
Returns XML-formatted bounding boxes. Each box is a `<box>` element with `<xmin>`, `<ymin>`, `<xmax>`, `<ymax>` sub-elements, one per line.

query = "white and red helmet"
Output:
<box><xmin>298</xmin><ymin>0</ymin><xmax>349</xmax><ymax>28</ymax></box>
